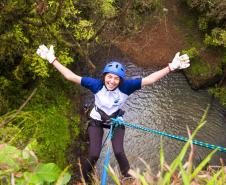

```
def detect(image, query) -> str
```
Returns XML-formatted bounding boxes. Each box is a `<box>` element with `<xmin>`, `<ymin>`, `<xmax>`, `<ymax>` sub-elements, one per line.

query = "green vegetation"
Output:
<box><xmin>181</xmin><ymin>0</ymin><xmax>226</xmax><ymax>107</ymax></box>
<box><xmin>0</xmin><ymin>144</ymin><xmax>71</xmax><ymax>185</ymax></box>
<box><xmin>182</xmin><ymin>47</ymin><xmax>199</xmax><ymax>59</ymax></box>
<box><xmin>209</xmin><ymin>87</ymin><xmax>226</xmax><ymax>107</ymax></box>
<box><xmin>189</xmin><ymin>58</ymin><xmax>211</xmax><ymax>76</ymax></box>
<box><xmin>0</xmin><ymin>78</ymin><xmax>80</xmax><ymax>168</ymax></box>
<box><xmin>182</xmin><ymin>47</ymin><xmax>211</xmax><ymax>76</ymax></box>
<box><xmin>204</xmin><ymin>28</ymin><xmax>226</xmax><ymax>48</ymax></box>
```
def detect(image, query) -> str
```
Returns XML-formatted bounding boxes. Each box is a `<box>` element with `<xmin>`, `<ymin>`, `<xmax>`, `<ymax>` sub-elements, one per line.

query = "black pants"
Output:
<box><xmin>82</xmin><ymin>120</ymin><xmax>130</xmax><ymax>181</ymax></box>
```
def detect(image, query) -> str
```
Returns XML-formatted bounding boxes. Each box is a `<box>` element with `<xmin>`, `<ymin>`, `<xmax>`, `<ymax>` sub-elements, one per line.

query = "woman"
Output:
<box><xmin>36</xmin><ymin>44</ymin><xmax>190</xmax><ymax>181</ymax></box>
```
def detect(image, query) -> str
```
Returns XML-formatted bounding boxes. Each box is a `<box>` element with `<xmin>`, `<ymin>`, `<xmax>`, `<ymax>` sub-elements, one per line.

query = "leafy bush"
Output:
<box><xmin>204</xmin><ymin>28</ymin><xmax>226</xmax><ymax>47</ymax></box>
<box><xmin>0</xmin><ymin>144</ymin><xmax>71</xmax><ymax>185</ymax></box>
<box><xmin>33</xmin><ymin>104</ymin><xmax>71</xmax><ymax>168</ymax></box>
<box><xmin>101</xmin><ymin>0</ymin><xmax>117</xmax><ymax>19</ymax></box>
<box><xmin>182</xmin><ymin>47</ymin><xmax>199</xmax><ymax>59</ymax></box>
<box><xmin>23</xmin><ymin>81</ymin><xmax>80</xmax><ymax>168</ymax></box>
<box><xmin>190</xmin><ymin>59</ymin><xmax>211</xmax><ymax>76</ymax></box>
<box><xmin>182</xmin><ymin>47</ymin><xmax>224</xmax><ymax>77</ymax></box>
<box><xmin>183</xmin><ymin>0</ymin><xmax>226</xmax><ymax>25</ymax></box>
<box><xmin>198</xmin><ymin>16</ymin><xmax>208</xmax><ymax>31</ymax></box>
<box><xmin>132</xmin><ymin>0</ymin><xmax>162</xmax><ymax>15</ymax></box>
<box><xmin>0</xmin><ymin>78</ymin><xmax>80</xmax><ymax>168</ymax></box>
<box><xmin>209</xmin><ymin>87</ymin><xmax>226</xmax><ymax>107</ymax></box>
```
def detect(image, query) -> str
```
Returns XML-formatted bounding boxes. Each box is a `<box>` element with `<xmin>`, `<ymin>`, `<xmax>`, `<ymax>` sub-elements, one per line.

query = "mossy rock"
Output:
<box><xmin>184</xmin><ymin>55</ymin><xmax>223</xmax><ymax>89</ymax></box>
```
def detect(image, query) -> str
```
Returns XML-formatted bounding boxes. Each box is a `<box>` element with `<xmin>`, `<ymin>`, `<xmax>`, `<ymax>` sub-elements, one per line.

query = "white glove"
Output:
<box><xmin>36</xmin><ymin>44</ymin><xmax>56</xmax><ymax>64</ymax></box>
<box><xmin>169</xmin><ymin>52</ymin><xmax>190</xmax><ymax>71</ymax></box>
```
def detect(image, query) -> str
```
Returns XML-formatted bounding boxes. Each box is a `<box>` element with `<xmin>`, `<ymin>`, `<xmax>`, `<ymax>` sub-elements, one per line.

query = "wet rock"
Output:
<box><xmin>183</xmin><ymin>50</ymin><xmax>224</xmax><ymax>89</ymax></box>
<box><xmin>183</xmin><ymin>69</ymin><xmax>223</xmax><ymax>90</ymax></box>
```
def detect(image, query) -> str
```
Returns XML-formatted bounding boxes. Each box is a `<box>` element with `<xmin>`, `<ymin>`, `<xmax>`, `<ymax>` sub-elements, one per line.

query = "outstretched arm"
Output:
<box><xmin>141</xmin><ymin>66</ymin><xmax>171</xmax><ymax>86</ymax></box>
<box><xmin>52</xmin><ymin>59</ymin><xmax>82</xmax><ymax>84</ymax></box>
<box><xmin>141</xmin><ymin>52</ymin><xmax>190</xmax><ymax>87</ymax></box>
<box><xmin>36</xmin><ymin>45</ymin><xmax>82</xmax><ymax>84</ymax></box>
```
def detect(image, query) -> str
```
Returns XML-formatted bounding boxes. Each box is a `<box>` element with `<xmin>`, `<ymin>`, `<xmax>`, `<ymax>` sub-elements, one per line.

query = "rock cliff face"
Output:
<box><xmin>113</xmin><ymin>20</ymin><xmax>185</xmax><ymax>68</ymax></box>
<box><xmin>183</xmin><ymin>50</ymin><xmax>224</xmax><ymax>89</ymax></box>
<box><xmin>184</xmin><ymin>69</ymin><xmax>222</xmax><ymax>89</ymax></box>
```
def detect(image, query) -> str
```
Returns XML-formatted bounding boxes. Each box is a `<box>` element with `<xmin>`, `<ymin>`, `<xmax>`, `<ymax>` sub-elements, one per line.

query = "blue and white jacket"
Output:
<box><xmin>81</xmin><ymin>77</ymin><xmax>142</xmax><ymax>121</ymax></box>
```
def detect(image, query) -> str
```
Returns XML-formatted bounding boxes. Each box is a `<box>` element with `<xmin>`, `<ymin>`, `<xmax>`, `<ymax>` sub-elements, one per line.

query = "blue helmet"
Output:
<box><xmin>102</xmin><ymin>61</ymin><xmax>126</xmax><ymax>79</ymax></box>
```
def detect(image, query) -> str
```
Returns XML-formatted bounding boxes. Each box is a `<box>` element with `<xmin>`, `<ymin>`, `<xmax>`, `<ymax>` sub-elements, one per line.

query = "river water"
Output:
<box><xmin>83</xmin><ymin>61</ymin><xmax>226</xmax><ymax>175</ymax></box>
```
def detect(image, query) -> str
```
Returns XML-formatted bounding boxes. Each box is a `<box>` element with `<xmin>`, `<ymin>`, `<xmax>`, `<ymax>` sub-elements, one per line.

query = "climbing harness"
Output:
<box><xmin>111</xmin><ymin>118</ymin><xmax>226</xmax><ymax>153</ymax></box>
<box><xmin>95</xmin><ymin>106</ymin><xmax>125</xmax><ymax>123</ymax></box>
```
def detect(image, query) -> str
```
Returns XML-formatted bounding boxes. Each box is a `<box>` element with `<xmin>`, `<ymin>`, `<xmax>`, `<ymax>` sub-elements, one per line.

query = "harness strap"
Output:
<box><xmin>88</xmin><ymin>106</ymin><xmax>125</xmax><ymax>129</ymax></box>
<box><xmin>95</xmin><ymin>106</ymin><xmax>125</xmax><ymax>121</ymax></box>
<box><xmin>88</xmin><ymin>119</ymin><xmax>111</xmax><ymax>129</ymax></box>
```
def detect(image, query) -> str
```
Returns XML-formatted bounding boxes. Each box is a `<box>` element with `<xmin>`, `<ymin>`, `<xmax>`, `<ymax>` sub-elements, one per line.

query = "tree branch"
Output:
<box><xmin>87</xmin><ymin>21</ymin><xmax>107</xmax><ymax>43</ymax></box>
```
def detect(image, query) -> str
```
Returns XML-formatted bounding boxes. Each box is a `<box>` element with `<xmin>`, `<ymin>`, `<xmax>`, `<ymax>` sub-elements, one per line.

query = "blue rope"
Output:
<box><xmin>111</xmin><ymin>118</ymin><xmax>226</xmax><ymax>153</ymax></box>
<box><xmin>101</xmin><ymin>129</ymin><xmax>111</xmax><ymax>149</ymax></box>
<box><xmin>101</xmin><ymin>124</ymin><xmax>114</xmax><ymax>185</ymax></box>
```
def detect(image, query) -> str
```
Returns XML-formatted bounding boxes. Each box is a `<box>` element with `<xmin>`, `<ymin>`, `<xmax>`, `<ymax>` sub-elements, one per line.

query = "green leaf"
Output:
<box><xmin>34</xmin><ymin>163</ymin><xmax>61</xmax><ymax>182</ymax></box>
<box><xmin>24</xmin><ymin>171</ymin><xmax>42</xmax><ymax>185</ymax></box>
<box><xmin>56</xmin><ymin>172</ymin><xmax>71</xmax><ymax>185</ymax></box>
<box><xmin>55</xmin><ymin>165</ymin><xmax>71</xmax><ymax>185</ymax></box>
<box><xmin>179</xmin><ymin>163</ymin><xmax>190</xmax><ymax>185</ymax></box>
<box><xmin>0</xmin><ymin>144</ymin><xmax>21</xmax><ymax>170</ymax></box>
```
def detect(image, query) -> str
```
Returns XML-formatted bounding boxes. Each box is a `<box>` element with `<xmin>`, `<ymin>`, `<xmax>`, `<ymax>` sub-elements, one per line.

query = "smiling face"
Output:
<box><xmin>104</xmin><ymin>73</ymin><xmax>120</xmax><ymax>91</ymax></box>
